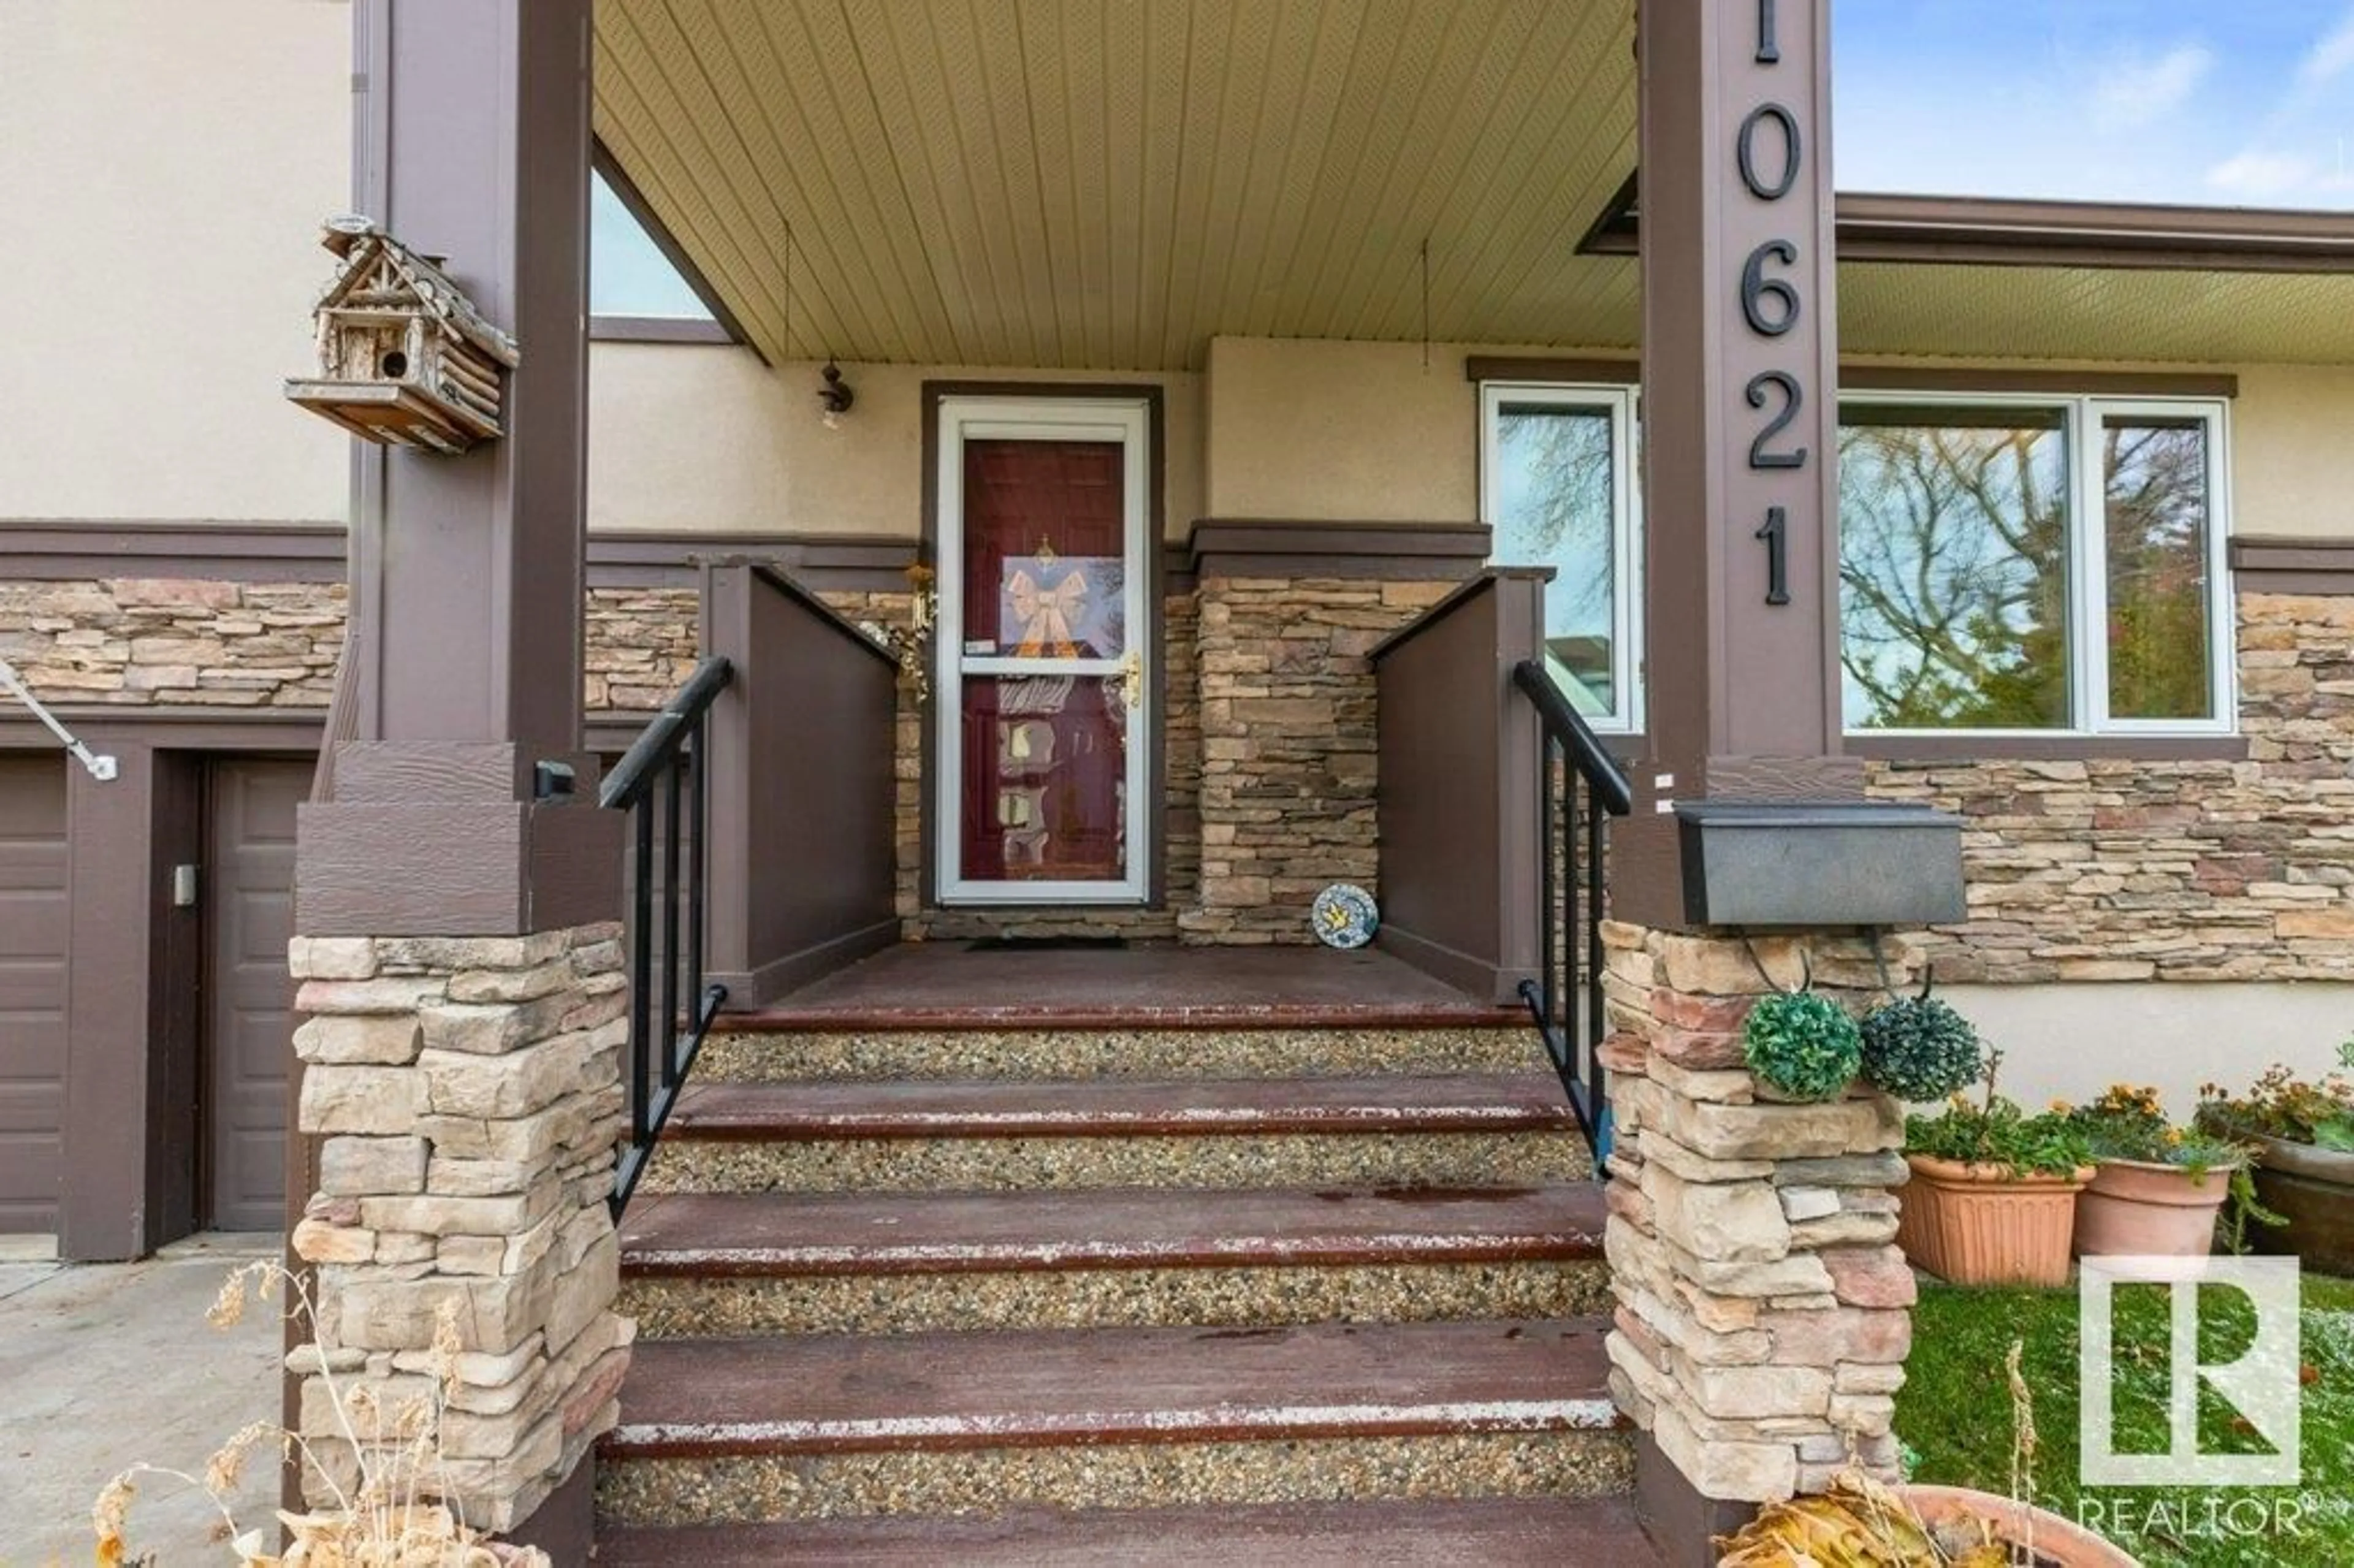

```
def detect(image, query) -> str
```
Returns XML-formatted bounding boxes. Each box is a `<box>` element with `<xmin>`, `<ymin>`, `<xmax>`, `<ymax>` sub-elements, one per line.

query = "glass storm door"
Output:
<box><xmin>935</xmin><ymin>397</ymin><xmax>1150</xmax><ymax>904</ymax></box>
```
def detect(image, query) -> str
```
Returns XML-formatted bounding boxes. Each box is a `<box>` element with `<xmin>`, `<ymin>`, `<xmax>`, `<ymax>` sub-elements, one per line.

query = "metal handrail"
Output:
<box><xmin>0</xmin><ymin>657</ymin><xmax>118</xmax><ymax>781</ymax></box>
<box><xmin>607</xmin><ymin>655</ymin><xmax>734</xmax><ymax>1216</ymax></box>
<box><xmin>1509</xmin><ymin>659</ymin><xmax>1633</xmax><ymax>1169</ymax></box>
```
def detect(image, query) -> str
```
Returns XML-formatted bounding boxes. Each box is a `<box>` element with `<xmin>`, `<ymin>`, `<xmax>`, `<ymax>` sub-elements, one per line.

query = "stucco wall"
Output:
<box><xmin>1939</xmin><ymin>982</ymin><xmax>2350</xmax><ymax>1117</ymax></box>
<box><xmin>0</xmin><ymin>0</ymin><xmax>351</xmax><ymax>523</ymax></box>
<box><xmin>1205</xmin><ymin>337</ymin><xmax>1493</xmax><ymax>523</ymax></box>
<box><xmin>588</xmin><ymin>348</ymin><xmax>1203</xmax><ymax>539</ymax></box>
<box><xmin>2233</xmin><ymin>363</ymin><xmax>2354</xmax><ymax>538</ymax></box>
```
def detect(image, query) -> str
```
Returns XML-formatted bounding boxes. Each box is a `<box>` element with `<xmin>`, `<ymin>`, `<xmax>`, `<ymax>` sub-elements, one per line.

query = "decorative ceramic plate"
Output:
<box><xmin>1311</xmin><ymin>883</ymin><xmax>1379</xmax><ymax>949</ymax></box>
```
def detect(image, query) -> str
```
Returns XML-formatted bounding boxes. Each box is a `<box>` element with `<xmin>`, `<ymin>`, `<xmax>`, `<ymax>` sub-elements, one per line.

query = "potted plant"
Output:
<box><xmin>1897</xmin><ymin>1054</ymin><xmax>2095</xmax><ymax>1287</ymax></box>
<box><xmin>2197</xmin><ymin>1040</ymin><xmax>2354</xmax><ymax>1276</ymax></box>
<box><xmin>2065</xmin><ymin>1084</ymin><xmax>2249</xmax><ymax>1266</ymax></box>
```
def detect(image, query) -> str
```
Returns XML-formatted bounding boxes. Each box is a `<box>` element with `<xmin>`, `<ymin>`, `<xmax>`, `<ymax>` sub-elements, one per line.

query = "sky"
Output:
<box><xmin>590</xmin><ymin>172</ymin><xmax>713</xmax><ymax>319</ymax></box>
<box><xmin>1834</xmin><ymin>0</ymin><xmax>2354</xmax><ymax>208</ymax></box>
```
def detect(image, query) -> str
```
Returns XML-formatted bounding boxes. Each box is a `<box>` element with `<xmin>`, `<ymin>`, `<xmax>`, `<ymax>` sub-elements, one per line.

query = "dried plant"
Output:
<box><xmin>93</xmin><ymin>1259</ymin><xmax>550</xmax><ymax>1567</ymax></box>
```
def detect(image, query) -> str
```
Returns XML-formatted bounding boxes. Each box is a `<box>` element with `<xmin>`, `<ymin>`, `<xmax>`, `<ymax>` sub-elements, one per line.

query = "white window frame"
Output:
<box><xmin>1837</xmin><ymin>390</ymin><xmax>2236</xmax><ymax>740</ymax></box>
<box><xmin>1477</xmin><ymin>382</ymin><xmax>1645</xmax><ymax>734</ymax></box>
<box><xmin>933</xmin><ymin>395</ymin><xmax>1152</xmax><ymax>906</ymax></box>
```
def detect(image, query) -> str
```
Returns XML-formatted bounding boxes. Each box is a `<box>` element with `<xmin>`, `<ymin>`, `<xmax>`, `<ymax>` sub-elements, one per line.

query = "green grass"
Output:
<box><xmin>1894</xmin><ymin>1273</ymin><xmax>2354</xmax><ymax>1567</ymax></box>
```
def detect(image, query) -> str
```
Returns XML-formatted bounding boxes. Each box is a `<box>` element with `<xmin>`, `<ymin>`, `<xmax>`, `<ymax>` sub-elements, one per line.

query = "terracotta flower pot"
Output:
<box><xmin>2073</xmin><ymin>1157</ymin><xmax>2236</xmax><ymax>1268</ymax></box>
<box><xmin>1902</xmin><ymin>1485</ymin><xmax>2138</xmax><ymax>1567</ymax></box>
<box><xmin>2245</xmin><ymin>1133</ymin><xmax>2354</xmax><ymax>1277</ymax></box>
<box><xmin>1896</xmin><ymin>1154</ymin><xmax>2093</xmax><ymax>1288</ymax></box>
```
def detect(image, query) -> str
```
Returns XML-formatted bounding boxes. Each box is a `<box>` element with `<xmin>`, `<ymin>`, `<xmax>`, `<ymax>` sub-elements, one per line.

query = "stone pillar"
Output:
<box><xmin>286</xmin><ymin>924</ymin><xmax>633</xmax><ymax>1532</ymax></box>
<box><xmin>1598</xmin><ymin>923</ymin><xmax>1917</xmax><ymax>1529</ymax></box>
<box><xmin>289</xmin><ymin>3</ymin><xmax>613</xmax><ymax>1548</ymax></box>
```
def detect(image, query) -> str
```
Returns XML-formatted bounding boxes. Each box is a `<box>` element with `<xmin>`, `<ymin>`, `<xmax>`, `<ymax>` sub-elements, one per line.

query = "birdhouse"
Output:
<box><xmin>284</xmin><ymin>215</ymin><xmax>520</xmax><ymax>454</ymax></box>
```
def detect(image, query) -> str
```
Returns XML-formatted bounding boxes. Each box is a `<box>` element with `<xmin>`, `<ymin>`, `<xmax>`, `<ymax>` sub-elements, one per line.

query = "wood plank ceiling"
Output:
<box><xmin>595</xmin><ymin>0</ymin><xmax>1640</xmax><ymax>369</ymax></box>
<box><xmin>596</xmin><ymin>1</ymin><xmax>2354</xmax><ymax>370</ymax></box>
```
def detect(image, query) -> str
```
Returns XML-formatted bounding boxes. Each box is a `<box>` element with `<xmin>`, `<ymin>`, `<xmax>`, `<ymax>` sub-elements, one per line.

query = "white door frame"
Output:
<box><xmin>934</xmin><ymin>395</ymin><xmax>1151</xmax><ymax>905</ymax></box>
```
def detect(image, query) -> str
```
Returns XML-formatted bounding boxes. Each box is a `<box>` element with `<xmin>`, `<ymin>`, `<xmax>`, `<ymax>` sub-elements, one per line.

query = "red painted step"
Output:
<box><xmin>661</xmin><ymin>1070</ymin><xmax>1577</xmax><ymax>1141</ymax></box>
<box><xmin>595</xmin><ymin>1493</ymin><xmax>1659</xmax><ymax>1566</ymax></box>
<box><xmin>619</xmin><ymin>1182</ymin><xmax>1606</xmax><ymax>1277</ymax></box>
<box><xmin>604</xmin><ymin>1317</ymin><xmax>1620</xmax><ymax>1459</ymax></box>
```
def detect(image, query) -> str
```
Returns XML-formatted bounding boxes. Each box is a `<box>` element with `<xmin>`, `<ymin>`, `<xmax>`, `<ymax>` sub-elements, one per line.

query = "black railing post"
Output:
<box><xmin>1509</xmin><ymin>661</ymin><xmax>1632</xmax><ymax>1168</ymax></box>
<box><xmin>602</xmin><ymin>655</ymin><xmax>735</xmax><ymax>1217</ymax></box>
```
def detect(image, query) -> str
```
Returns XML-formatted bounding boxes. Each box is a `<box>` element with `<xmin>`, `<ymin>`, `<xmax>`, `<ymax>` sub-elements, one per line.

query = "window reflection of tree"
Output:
<box><xmin>1838</xmin><ymin>409</ymin><xmax>2070</xmax><ymax>729</ymax></box>
<box><xmin>2103</xmin><ymin>420</ymin><xmax>2211</xmax><ymax>720</ymax></box>
<box><xmin>1498</xmin><ymin>407</ymin><xmax>1616</xmax><ymax>710</ymax></box>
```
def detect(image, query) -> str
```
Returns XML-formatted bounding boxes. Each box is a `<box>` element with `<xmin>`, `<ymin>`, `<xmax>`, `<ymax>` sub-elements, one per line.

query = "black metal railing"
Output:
<box><xmin>603</xmin><ymin>655</ymin><xmax>734</xmax><ymax>1216</ymax></box>
<box><xmin>1510</xmin><ymin>660</ymin><xmax>1634</xmax><ymax>1169</ymax></box>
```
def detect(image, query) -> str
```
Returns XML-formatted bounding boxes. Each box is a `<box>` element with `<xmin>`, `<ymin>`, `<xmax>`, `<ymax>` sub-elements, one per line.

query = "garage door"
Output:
<box><xmin>0</xmin><ymin>756</ymin><xmax>69</xmax><ymax>1234</ymax></box>
<box><xmin>207</xmin><ymin>758</ymin><xmax>308</xmax><ymax>1231</ymax></box>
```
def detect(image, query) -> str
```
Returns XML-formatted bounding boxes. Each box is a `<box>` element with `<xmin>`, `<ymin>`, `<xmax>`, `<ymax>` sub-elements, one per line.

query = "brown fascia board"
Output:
<box><xmin>1580</xmin><ymin>180</ymin><xmax>2354</xmax><ymax>272</ymax></box>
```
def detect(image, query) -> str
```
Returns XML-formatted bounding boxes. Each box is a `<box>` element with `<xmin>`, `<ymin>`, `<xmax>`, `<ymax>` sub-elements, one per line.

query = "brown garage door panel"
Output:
<box><xmin>0</xmin><ymin>757</ymin><xmax>69</xmax><ymax>1233</ymax></box>
<box><xmin>208</xmin><ymin>759</ymin><xmax>307</xmax><ymax>1232</ymax></box>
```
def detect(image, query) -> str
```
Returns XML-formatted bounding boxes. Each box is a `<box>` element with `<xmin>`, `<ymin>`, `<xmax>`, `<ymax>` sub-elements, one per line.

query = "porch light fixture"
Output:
<box><xmin>817</xmin><ymin>358</ymin><xmax>855</xmax><ymax>427</ymax></box>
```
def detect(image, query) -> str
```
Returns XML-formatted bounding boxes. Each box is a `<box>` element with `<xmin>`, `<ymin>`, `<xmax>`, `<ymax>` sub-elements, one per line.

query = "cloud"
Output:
<box><xmin>2092</xmin><ymin>44</ymin><xmax>2214</xmax><ymax>132</ymax></box>
<box><xmin>2296</xmin><ymin>6</ymin><xmax>2354</xmax><ymax>89</ymax></box>
<box><xmin>2204</xmin><ymin>148</ymin><xmax>2354</xmax><ymax>204</ymax></box>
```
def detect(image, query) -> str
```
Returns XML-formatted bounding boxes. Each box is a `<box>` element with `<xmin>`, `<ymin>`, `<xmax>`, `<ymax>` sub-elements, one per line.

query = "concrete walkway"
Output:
<box><xmin>0</xmin><ymin>1235</ymin><xmax>284</xmax><ymax>1564</ymax></box>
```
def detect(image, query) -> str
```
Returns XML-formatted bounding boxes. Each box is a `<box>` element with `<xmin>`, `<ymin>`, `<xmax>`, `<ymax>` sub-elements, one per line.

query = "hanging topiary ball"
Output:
<box><xmin>1860</xmin><ymin>994</ymin><xmax>1985</xmax><ymax>1102</ymax></box>
<box><xmin>1742</xmin><ymin>991</ymin><xmax>1864</xmax><ymax>1102</ymax></box>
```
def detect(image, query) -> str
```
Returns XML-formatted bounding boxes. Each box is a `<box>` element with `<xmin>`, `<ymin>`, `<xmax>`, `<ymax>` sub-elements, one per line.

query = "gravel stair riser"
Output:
<box><xmin>595</xmin><ymin>1429</ymin><xmax>1636</xmax><ymax>1527</ymax></box>
<box><xmin>641</xmin><ymin>1130</ymin><xmax>1591</xmax><ymax>1195</ymax></box>
<box><xmin>693</xmin><ymin>1027</ymin><xmax>1537</xmax><ymax>1084</ymax></box>
<box><xmin>620</xmin><ymin>1259</ymin><xmax>1615</xmax><ymax>1338</ymax></box>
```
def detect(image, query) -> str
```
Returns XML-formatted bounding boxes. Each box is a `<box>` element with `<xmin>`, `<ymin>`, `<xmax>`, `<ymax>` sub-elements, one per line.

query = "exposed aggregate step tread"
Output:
<box><xmin>660</xmin><ymin>1070</ymin><xmax>1578</xmax><ymax>1142</ymax></box>
<box><xmin>603</xmin><ymin>1316</ymin><xmax>1620</xmax><ymax>1460</ymax></box>
<box><xmin>593</xmin><ymin>1491</ymin><xmax>1659</xmax><ymax>1566</ymax></box>
<box><xmin>619</xmin><ymin>1182</ymin><xmax>1607</xmax><ymax>1278</ymax></box>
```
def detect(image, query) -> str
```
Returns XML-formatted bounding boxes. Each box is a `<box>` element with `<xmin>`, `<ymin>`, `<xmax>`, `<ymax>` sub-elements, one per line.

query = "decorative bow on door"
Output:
<box><xmin>1006</xmin><ymin>567</ymin><xmax>1089</xmax><ymax>658</ymax></box>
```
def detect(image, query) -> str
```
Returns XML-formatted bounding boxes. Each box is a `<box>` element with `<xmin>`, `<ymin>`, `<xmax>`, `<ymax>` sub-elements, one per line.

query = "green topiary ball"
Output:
<box><xmin>1742</xmin><ymin>991</ymin><xmax>1864</xmax><ymax>1102</ymax></box>
<box><xmin>1860</xmin><ymin>995</ymin><xmax>1985</xmax><ymax>1102</ymax></box>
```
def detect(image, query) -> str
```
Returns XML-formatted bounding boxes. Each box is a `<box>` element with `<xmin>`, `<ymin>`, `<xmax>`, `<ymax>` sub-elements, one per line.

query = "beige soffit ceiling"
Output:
<box><xmin>594</xmin><ymin>0</ymin><xmax>1640</xmax><ymax>370</ymax></box>
<box><xmin>1838</xmin><ymin>264</ymin><xmax>2354</xmax><ymax>367</ymax></box>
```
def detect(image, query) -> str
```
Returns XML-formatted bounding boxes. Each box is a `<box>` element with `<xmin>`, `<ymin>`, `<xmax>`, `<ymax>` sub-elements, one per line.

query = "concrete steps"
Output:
<box><xmin>596</xmin><ymin>1013</ymin><xmax>1638</xmax><ymax>1558</ymax></box>
<box><xmin>618</xmin><ymin>1182</ymin><xmax>1610</xmax><ymax>1337</ymax></box>
<box><xmin>597</xmin><ymin>1319</ymin><xmax>1629</xmax><ymax>1527</ymax></box>
<box><xmin>595</xmin><ymin>1493</ymin><xmax>1655</xmax><ymax>1567</ymax></box>
<box><xmin>638</xmin><ymin>1071</ymin><xmax>1594</xmax><ymax>1193</ymax></box>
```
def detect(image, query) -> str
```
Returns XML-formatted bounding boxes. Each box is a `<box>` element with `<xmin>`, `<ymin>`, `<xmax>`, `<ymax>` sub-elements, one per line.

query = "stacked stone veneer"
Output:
<box><xmin>286</xmin><ymin>923</ymin><xmax>633</xmax><ymax>1532</ymax></box>
<box><xmin>1598</xmin><ymin>923</ymin><xmax>1917</xmax><ymax>1502</ymax></box>
<box><xmin>1868</xmin><ymin>592</ymin><xmax>2354</xmax><ymax>981</ymax></box>
<box><xmin>1187</xmin><ymin>575</ymin><xmax>1453</xmax><ymax>942</ymax></box>
<box><xmin>0</xmin><ymin>576</ymin><xmax>683</xmax><ymax>715</ymax></box>
<box><xmin>20</xmin><ymin>575</ymin><xmax>2354</xmax><ymax>965</ymax></box>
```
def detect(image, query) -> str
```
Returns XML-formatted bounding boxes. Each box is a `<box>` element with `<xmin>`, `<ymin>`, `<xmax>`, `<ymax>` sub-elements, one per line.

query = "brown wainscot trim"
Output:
<box><xmin>586</xmin><ymin>532</ymin><xmax>919</xmax><ymax>592</ymax></box>
<box><xmin>588</xmin><ymin>315</ymin><xmax>734</xmax><ymax>346</ymax></box>
<box><xmin>1843</xmin><ymin>365</ymin><xmax>2238</xmax><ymax>400</ymax></box>
<box><xmin>2231</xmin><ymin>537</ymin><xmax>2354</xmax><ymax>596</ymax></box>
<box><xmin>0</xmin><ymin>520</ymin><xmax>346</xmax><ymax>581</ymax></box>
<box><xmin>0</xmin><ymin>522</ymin><xmax>923</xmax><ymax>596</ymax></box>
<box><xmin>1463</xmin><ymin>356</ymin><xmax>1638</xmax><ymax>386</ymax></box>
<box><xmin>1848</xmin><ymin>733</ymin><xmax>2250</xmax><ymax>764</ymax></box>
<box><xmin>1188</xmin><ymin>520</ymin><xmax>1493</xmax><ymax>582</ymax></box>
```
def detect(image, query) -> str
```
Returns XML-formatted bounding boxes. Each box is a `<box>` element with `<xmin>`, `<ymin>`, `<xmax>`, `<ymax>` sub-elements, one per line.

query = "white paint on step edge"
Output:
<box><xmin>611</xmin><ymin>1397</ymin><xmax>1623</xmax><ymax>1449</ymax></box>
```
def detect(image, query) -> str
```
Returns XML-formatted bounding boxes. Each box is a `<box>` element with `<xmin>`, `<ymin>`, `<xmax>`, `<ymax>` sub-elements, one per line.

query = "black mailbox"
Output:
<box><xmin>1676</xmin><ymin>801</ymin><xmax>1965</xmax><ymax>929</ymax></box>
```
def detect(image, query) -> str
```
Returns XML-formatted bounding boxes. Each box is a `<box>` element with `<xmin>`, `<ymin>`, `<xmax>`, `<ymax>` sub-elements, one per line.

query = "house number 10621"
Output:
<box><xmin>1742</xmin><ymin>1</ymin><xmax>1804</xmax><ymax>611</ymax></box>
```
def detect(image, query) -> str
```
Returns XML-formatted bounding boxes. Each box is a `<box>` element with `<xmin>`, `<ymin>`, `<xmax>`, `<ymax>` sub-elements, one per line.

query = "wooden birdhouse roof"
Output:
<box><xmin>313</xmin><ymin>215</ymin><xmax>521</xmax><ymax>368</ymax></box>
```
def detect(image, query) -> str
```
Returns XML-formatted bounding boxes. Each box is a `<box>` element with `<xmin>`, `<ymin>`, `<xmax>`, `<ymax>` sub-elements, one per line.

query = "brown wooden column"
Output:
<box><xmin>299</xmin><ymin>0</ymin><xmax>615</xmax><ymax>936</ymax></box>
<box><xmin>288</xmin><ymin>4</ymin><xmax>612</xmax><ymax>1556</ymax></box>
<box><xmin>1621</xmin><ymin>0</ymin><xmax>1859</xmax><ymax>930</ymax></box>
